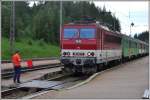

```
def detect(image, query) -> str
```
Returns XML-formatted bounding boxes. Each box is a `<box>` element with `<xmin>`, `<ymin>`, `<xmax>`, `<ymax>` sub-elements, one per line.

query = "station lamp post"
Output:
<box><xmin>130</xmin><ymin>22</ymin><xmax>134</xmax><ymax>36</ymax></box>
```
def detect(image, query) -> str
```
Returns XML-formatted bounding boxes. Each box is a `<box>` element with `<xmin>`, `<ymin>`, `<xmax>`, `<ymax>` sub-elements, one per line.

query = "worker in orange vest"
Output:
<box><xmin>12</xmin><ymin>50</ymin><xmax>22</xmax><ymax>83</ymax></box>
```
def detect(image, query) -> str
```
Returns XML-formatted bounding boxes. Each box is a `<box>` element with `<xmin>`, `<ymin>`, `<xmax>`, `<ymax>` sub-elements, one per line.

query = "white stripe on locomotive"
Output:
<box><xmin>61</xmin><ymin>49</ymin><xmax>122</xmax><ymax>63</ymax></box>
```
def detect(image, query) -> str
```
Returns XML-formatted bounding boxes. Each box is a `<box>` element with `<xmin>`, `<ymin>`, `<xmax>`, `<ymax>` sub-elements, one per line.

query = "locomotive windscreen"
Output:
<box><xmin>63</xmin><ymin>28</ymin><xmax>95</xmax><ymax>39</ymax></box>
<box><xmin>64</xmin><ymin>28</ymin><xmax>78</xmax><ymax>38</ymax></box>
<box><xmin>80</xmin><ymin>28</ymin><xmax>95</xmax><ymax>38</ymax></box>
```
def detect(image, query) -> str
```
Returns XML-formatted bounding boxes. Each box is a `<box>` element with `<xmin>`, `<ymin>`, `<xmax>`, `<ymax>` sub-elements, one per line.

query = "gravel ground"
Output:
<box><xmin>33</xmin><ymin>56</ymin><xmax>149</xmax><ymax>99</ymax></box>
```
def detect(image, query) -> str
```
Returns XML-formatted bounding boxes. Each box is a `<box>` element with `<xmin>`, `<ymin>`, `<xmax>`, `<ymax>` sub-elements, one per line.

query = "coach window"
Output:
<box><xmin>64</xmin><ymin>28</ymin><xmax>78</xmax><ymax>38</ymax></box>
<box><xmin>135</xmin><ymin>42</ymin><xmax>137</xmax><ymax>48</ymax></box>
<box><xmin>129</xmin><ymin>40</ymin><xmax>131</xmax><ymax>48</ymax></box>
<box><xmin>80</xmin><ymin>28</ymin><xmax>95</xmax><ymax>38</ymax></box>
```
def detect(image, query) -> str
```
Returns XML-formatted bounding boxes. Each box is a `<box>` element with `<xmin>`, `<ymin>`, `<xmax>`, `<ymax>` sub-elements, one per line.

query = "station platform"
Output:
<box><xmin>33</xmin><ymin>56</ymin><xmax>149</xmax><ymax>99</ymax></box>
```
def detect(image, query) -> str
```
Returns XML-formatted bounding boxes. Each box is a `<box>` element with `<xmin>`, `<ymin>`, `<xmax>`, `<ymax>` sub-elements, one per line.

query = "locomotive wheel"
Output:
<box><xmin>97</xmin><ymin>64</ymin><xmax>104</xmax><ymax>71</ymax></box>
<box><xmin>63</xmin><ymin>64</ymin><xmax>75</xmax><ymax>73</ymax></box>
<box><xmin>88</xmin><ymin>65</ymin><xmax>97</xmax><ymax>75</ymax></box>
<box><xmin>93</xmin><ymin>65</ymin><xmax>97</xmax><ymax>73</ymax></box>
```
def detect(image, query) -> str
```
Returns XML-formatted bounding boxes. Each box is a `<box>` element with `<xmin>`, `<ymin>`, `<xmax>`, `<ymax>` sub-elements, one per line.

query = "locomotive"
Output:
<box><xmin>60</xmin><ymin>17</ymin><xmax>149</xmax><ymax>74</ymax></box>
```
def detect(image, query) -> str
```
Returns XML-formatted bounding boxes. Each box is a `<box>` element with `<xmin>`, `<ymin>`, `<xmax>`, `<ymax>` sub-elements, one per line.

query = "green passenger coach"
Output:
<box><xmin>121</xmin><ymin>34</ymin><xmax>149</xmax><ymax>60</ymax></box>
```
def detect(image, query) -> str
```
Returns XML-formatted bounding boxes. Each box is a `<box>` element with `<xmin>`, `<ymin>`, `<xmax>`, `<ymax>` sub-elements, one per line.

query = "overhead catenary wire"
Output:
<box><xmin>103</xmin><ymin>3</ymin><xmax>148</xmax><ymax>35</ymax></box>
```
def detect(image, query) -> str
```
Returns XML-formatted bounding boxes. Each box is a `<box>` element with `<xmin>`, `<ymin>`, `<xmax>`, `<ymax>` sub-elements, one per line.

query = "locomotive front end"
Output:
<box><xmin>60</xmin><ymin>24</ymin><xmax>97</xmax><ymax>74</ymax></box>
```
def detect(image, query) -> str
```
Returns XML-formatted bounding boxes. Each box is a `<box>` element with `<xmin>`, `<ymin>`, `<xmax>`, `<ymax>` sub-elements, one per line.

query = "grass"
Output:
<box><xmin>1</xmin><ymin>37</ymin><xmax>60</xmax><ymax>60</ymax></box>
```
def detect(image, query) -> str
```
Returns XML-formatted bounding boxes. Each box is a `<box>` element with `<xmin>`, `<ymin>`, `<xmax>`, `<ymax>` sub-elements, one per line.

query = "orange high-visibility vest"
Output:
<box><xmin>12</xmin><ymin>53</ymin><xmax>21</xmax><ymax>67</ymax></box>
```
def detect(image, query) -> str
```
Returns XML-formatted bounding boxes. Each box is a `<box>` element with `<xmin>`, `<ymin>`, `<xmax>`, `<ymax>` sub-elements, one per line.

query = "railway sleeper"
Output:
<box><xmin>2</xmin><ymin>87</ymin><xmax>43</xmax><ymax>99</ymax></box>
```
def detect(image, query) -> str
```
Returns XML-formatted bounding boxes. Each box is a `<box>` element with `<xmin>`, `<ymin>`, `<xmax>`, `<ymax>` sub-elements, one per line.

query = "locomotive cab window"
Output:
<box><xmin>80</xmin><ymin>28</ymin><xmax>95</xmax><ymax>38</ymax></box>
<box><xmin>64</xmin><ymin>28</ymin><xmax>78</xmax><ymax>38</ymax></box>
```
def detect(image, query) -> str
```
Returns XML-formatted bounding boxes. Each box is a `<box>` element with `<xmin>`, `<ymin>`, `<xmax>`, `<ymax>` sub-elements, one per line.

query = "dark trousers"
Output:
<box><xmin>13</xmin><ymin>66</ymin><xmax>21</xmax><ymax>83</ymax></box>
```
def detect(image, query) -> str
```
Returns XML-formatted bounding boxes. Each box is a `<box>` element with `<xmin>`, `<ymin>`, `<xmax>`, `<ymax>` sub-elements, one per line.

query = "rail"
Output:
<box><xmin>2</xmin><ymin>63</ymin><xmax>62</xmax><ymax>79</ymax></box>
<box><xmin>1</xmin><ymin>57</ymin><xmax>59</xmax><ymax>63</ymax></box>
<box><xmin>1</xmin><ymin>73</ymin><xmax>88</xmax><ymax>99</ymax></box>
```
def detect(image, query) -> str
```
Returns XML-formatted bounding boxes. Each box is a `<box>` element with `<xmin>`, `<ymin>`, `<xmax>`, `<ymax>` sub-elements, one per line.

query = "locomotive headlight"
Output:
<box><xmin>87</xmin><ymin>52</ymin><xmax>94</xmax><ymax>56</ymax></box>
<box><xmin>63</xmin><ymin>52</ymin><xmax>66</xmax><ymax>56</ymax></box>
<box><xmin>87</xmin><ymin>52</ymin><xmax>91</xmax><ymax>56</ymax></box>
<box><xmin>83</xmin><ymin>53</ymin><xmax>85</xmax><ymax>56</ymax></box>
<box><xmin>67</xmin><ymin>52</ymin><xmax>70</xmax><ymax>56</ymax></box>
<box><xmin>63</xmin><ymin>52</ymin><xmax>70</xmax><ymax>56</ymax></box>
<box><xmin>91</xmin><ymin>52</ymin><xmax>94</xmax><ymax>56</ymax></box>
<box><xmin>73</xmin><ymin>52</ymin><xmax>75</xmax><ymax>55</ymax></box>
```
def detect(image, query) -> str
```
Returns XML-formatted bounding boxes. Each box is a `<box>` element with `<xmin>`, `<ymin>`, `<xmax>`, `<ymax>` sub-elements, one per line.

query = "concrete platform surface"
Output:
<box><xmin>33</xmin><ymin>56</ymin><xmax>149</xmax><ymax>99</ymax></box>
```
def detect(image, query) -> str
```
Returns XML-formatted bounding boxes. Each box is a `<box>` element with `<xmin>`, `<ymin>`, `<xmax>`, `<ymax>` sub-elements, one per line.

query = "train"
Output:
<box><xmin>60</xmin><ymin>17</ymin><xmax>149</xmax><ymax>74</ymax></box>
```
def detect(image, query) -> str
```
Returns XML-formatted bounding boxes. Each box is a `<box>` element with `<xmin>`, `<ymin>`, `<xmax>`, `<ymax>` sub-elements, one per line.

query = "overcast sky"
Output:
<box><xmin>29</xmin><ymin>1</ymin><xmax>149</xmax><ymax>36</ymax></box>
<box><xmin>94</xmin><ymin>1</ymin><xmax>149</xmax><ymax>36</ymax></box>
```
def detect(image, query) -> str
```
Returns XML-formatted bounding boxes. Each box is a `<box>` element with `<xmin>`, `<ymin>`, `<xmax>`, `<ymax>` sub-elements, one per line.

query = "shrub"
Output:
<box><xmin>28</xmin><ymin>39</ymin><xmax>33</xmax><ymax>45</ymax></box>
<box><xmin>38</xmin><ymin>38</ymin><xmax>45</xmax><ymax>47</ymax></box>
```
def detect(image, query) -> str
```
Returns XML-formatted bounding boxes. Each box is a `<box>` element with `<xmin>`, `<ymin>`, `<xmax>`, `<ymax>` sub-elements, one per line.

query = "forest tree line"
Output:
<box><xmin>2</xmin><ymin>1</ymin><xmax>121</xmax><ymax>44</ymax></box>
<box><xmin>2</xmin><ymin>1</ymin><xmax>148</xmax><ymax>45</ymax></box>
<box><xmin>134</xmin><ymin>31</ymin><xmax>149</xmax><ymax>43</ymax></box>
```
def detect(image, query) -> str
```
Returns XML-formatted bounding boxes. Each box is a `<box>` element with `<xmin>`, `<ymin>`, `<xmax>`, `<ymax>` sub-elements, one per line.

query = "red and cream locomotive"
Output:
<box><xmin>60</xmin><ymin>17</ymin><xmax>122</xmax><ymax>74</ymax></box>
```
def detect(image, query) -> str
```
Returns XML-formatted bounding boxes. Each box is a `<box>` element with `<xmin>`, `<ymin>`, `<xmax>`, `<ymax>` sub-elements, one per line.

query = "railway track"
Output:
<box><xmin>2</xmin><ymin>63</ymin><xmax>62</xmax><ymax>79</ymax></box>
<box><xmin>1</xmin><ymin>57</ymin><xmax>59</xmax><ymax>63</ymax></box>
<box><xmin>1</xmin><ymin>58</ymin><xmax>121</xmax><ymax>99</ymax></box>
<box><xmin>1</xmin><ymin>73</ymin><xmax>88</xmax><ymax>99</ymax></box>
<box><xmin>1</xmin><ymin>58</ymin><xmax>120</xmax><ymax>99</ymax></box>
<box><xmin>2</xmin><ymin>56</ymin><xmax>148</xmax><ymax>99</ymax></box>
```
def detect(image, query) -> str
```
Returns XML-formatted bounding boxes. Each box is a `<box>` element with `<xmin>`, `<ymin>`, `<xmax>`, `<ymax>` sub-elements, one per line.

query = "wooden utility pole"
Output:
<box><xmin>60</xmin><ymin>0</ymin><xmax>62</xmax><ymax>49</ymax></box>
<box><xmin>113</xmin><ymin>12</ymin><xmax>115</xmax><ymax>31</ymax></box>
<box><xmin>9</xmin><ymin>1</ymin><xmax>15</xmax><ymax>54</ymax></box>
